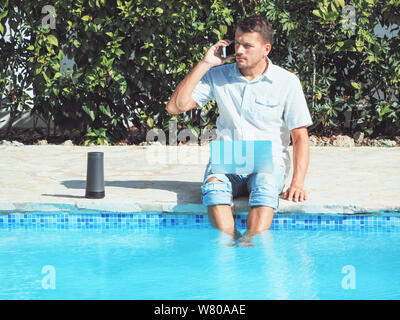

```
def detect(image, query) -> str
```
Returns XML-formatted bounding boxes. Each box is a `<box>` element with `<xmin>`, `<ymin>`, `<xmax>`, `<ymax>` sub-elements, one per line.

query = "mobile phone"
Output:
<box><xmin>222</xmin><ymin>41</ymin><xmax>235</xmax><ymax>58</ymax></box>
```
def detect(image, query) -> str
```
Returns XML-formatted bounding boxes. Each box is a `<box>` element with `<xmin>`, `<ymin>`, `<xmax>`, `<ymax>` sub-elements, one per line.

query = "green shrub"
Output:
<box><xmin>0</xmin><ymin>0</ymin><xmax>399</xmax><ymax>144</ymax></box>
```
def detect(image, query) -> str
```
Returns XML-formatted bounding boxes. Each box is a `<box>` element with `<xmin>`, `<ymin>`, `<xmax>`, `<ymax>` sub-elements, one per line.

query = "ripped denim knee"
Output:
<box><xmin>201</xmin><ymin>181</ymin><xmax>233</xmax><ymax>207</ymax></box>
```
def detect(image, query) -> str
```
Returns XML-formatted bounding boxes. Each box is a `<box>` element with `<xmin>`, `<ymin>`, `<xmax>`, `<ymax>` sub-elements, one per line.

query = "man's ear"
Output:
<box><xmin>265</xmin><ymin>43</ymin><xmax>272</xmax><ymax>55</ymax></box>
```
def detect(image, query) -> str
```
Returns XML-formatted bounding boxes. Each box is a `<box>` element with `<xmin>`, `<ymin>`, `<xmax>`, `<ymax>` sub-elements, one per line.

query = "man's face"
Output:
<box><xmin>234</xmin><ymin>27</ymin><xmax>271</xmax><ymax>69</ymax></box>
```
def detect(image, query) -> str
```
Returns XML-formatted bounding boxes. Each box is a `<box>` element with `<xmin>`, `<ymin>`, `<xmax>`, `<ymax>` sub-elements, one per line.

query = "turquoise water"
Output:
<box><xmin>1</xmin><ymin>218</ymin><xmax>400</xmax><ymax>300</ymax></box>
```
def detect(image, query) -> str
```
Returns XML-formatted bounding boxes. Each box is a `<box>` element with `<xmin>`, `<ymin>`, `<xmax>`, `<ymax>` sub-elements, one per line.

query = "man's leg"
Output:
<box><xmin>230</xmin><ymin>206</ymin><xmax>274</xmax><ymax>247</ymax></box>
<box><xmin>245</xmin><ymin>205</ymin><xmax>274</xmax><ymax>237</ymax></box>
<box><xmin>236</xmin><ymin>166</ymin><xmax>286</xmax><ymax>246</ymax></box>
<box><xmin>205</xmin><ymin>177</ymin><xmax>241</xmax><ymax>239</ymax></box>
<box><xmin>207</xmin><ymin>205</ymin><xmax>239</xmax><ymax>237</ymax></box>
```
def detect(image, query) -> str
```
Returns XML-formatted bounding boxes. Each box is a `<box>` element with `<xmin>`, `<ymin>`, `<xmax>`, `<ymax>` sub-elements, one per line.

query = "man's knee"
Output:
<box><xmin>201</xmin><ymin>177</ymin><xmax>233</xmax><ymax>206</ymax></box>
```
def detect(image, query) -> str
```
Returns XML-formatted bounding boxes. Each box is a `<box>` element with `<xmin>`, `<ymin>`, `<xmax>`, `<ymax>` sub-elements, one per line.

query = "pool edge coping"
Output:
<box><xmin>0</xmin><ymin>201</ymin><xmax>399</xmax><ymax>216</ymax></box>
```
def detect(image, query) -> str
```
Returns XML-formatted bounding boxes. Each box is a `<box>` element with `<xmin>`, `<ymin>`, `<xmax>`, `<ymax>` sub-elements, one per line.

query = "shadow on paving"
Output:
<box><xmin>41</xmin><ymin>180</ymin><xmax>204</xmax><ymax>204</ymax></box>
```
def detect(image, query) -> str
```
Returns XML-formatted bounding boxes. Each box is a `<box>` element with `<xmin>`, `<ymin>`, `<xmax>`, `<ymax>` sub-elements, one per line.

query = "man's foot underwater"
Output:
<box><xmin>227</xmin><ymin>238</ymin><xmax>256</xmax><ymax>247</ymax></box>
<box><xmin>226</xmin><ymin>231</ymin><xmax>256</xmax><ymax>247</ymax></box>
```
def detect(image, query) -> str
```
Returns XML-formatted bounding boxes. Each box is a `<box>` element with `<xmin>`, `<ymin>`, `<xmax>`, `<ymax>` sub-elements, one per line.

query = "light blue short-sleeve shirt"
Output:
<box><xmin>192</xmin><ymin>57</ymin><xmax>313</xmax><ymax>178</ymax></box>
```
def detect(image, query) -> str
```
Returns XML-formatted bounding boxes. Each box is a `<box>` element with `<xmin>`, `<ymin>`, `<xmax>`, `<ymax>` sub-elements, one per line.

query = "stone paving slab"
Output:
<box><xmin>0</xmin><ymin>144</ymin><xmax>399</xmax><ymax>215</ymax></box>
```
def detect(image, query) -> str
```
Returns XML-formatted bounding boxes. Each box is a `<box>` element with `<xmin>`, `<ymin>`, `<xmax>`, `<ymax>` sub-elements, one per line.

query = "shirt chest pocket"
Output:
<box><xmin>249</xmin><ymin>96</ymin><xmax>281</xmax><ymax>122</ymax></box>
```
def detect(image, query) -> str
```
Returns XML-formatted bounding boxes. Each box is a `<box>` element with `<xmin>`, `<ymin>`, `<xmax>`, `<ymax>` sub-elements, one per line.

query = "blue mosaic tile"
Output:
<box><xmin>0</xmin><ymin>212</ymin><xmax>399</xmax><ymax>231</ymax></box>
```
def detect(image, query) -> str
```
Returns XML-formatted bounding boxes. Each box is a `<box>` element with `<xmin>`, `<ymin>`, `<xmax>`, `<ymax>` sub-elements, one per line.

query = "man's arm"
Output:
<box><xmin>166</xmin><ymin>39</ymin><xmax>234</xmax><ymax>115</ymax></box>
<box><xmin>166</xmin><ymin>61</ymin><xmax>212</xmax><ymax>114</ymax></box>
<box><xmin>282</xmin><ymin>125</ymin><xmax>310</xmax><ymax>202</ymax></box>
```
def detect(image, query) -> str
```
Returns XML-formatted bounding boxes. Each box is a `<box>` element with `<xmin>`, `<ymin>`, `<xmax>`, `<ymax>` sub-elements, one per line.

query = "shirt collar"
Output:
<box><xmin>229</xmin><ymin>57</ymin><xmax>274</xmax><ymax>83</ymax></box>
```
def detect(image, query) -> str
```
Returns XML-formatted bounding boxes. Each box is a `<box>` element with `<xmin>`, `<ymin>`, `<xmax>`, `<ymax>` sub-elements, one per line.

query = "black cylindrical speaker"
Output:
<box><xmin>85</xmin><ymin>152</ymin><xmax>105</xmax><ymax>199</ymax></box>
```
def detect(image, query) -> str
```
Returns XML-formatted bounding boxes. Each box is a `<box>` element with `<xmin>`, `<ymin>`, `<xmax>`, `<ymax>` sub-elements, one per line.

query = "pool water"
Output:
<box><xmin>0</xmin><ymin>213</ymin><xmax>400</xmax><ymax>300</ymax></box>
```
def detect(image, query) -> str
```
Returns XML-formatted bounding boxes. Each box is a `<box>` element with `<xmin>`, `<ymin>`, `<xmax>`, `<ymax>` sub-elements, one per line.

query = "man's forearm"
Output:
<box><xmin>290</xmin><ymin>137</ymin><xmax>310</xmax><ymax>187</ymax></box>
<box><xmin>173</xmin><ymin>60</ymin><xmax>212</xmax><ymax>112</ymax></box>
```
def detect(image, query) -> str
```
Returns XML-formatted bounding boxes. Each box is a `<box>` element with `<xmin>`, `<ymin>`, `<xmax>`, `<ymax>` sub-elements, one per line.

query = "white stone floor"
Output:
<box><xmin>0</xmin><ymin>144</ymin><xmax>399</xmax><ymax>215</ymax></box>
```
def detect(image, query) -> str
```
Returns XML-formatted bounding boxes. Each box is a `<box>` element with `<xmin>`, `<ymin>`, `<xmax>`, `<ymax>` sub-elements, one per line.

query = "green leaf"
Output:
<box><xmin>120</xmin><ymin>81</ymin><xmax>127</xmax><ymax>94</ymax></box>
<box><xmin>0</xmin><ymin>23</ymin><xmax>4</xmax><ymax>36</ymax></box>
<box><xmin>115</xmin><ymin>48</ymin><xmax>125</xmax><ymax>55</ymax></box>
<box><xmin>82</xmin><ymin>15</ymin><xmax>90</xmax><ymax>21</ymax></box>
<box><xmin>42</xmin><ymin>71</ymin><xmax>50</xmax><ymax>82</ymax></box>
<box><xmin>355</xmin><ymin>39</ymin><xmax>364</xmax><ymax>52</ymax></box>
<box><xmin>219</xmin><ymin>25</ymin><xmax>227</xmax><ymax>35</ymax></box>
<box><xmin>312</xmin><ymin>9</ymin><xmax>322</xmax><ymax>19</ymax></box>
<box><xmin>212</xmin><ymin>28</ymin><xmax>221</xmax><ymax>40</ymax></box>
<box><xmin>82</xmin><ymin>105</ymin><xmax>95</xmax><ymax>121</ymax></box>
<box><xmin>365</xmin><ymin>128</ymin><xmax>373</xmax><ymax>135</ymax></box>
<box><xmin>0</xmin><ymin>10</ymin><xmax>8</xmax><ymax>20</ymax></box>
<box><xmin>351</xmin><ymin>81</ymin><xmax>361</xmax><ymax>90</ymax></box>
<box><xmin>47</xmin><ymin>35</ymin><xmax>58</xmax><ymax>47</ymax></box>
<box><xmin>99</xmin><ymin>104</ymin><xmax>112</xmax><ymax>118</ymax></box>
<box><xmin>52</xmin><ymin>87</ymin><xmax>59</xmax><ymax>95</ymax></box>
<box><xmin>147</xmin><ymin>117</ymin><xmax>154</xmax><ymax>128</ymax></box>
<box><xmin>72</xmin><ymin>71</ymin><xmax>83</xmax><ymax>79</ymax></box>
<box><xmin>337</xmin><ymin>0</ymin><xmax>345</xmax><ymax>8</ymax></box>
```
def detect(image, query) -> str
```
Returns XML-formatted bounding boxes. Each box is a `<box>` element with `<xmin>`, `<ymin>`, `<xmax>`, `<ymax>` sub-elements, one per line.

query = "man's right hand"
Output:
<box><xmin>201</xmin><ymin>39</ymin><xmax>235</xmax><ymax>68</ymax></box>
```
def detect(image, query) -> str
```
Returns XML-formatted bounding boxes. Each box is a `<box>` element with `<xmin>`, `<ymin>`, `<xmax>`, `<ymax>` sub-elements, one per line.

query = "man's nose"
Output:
<box><xmin>236</xmin><ymin>45</ymin><xmax>245</xmax><ymax>56</ymax></box>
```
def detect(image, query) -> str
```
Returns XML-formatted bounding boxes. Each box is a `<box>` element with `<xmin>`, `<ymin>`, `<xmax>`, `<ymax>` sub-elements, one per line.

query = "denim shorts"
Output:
<box><xmin>201</xmin><ymin>160</ymin><xmax>287</xmax><ymax>210</ymax></box>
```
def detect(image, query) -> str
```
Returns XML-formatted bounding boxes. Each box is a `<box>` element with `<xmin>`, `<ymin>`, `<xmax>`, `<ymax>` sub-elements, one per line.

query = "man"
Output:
<box><xmin>166</xmin><ymin>16</ymin><xmax>312</xmax><ymax>246</ymax></box>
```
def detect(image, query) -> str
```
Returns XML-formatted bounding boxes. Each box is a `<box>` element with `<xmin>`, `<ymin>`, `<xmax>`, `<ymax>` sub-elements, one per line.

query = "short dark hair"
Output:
<box><xmin>236</xmin><ymin>15</ymin><xmax>274</xmax><ymax>45</ymax></box>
